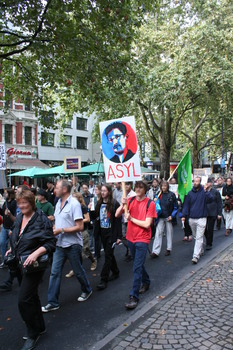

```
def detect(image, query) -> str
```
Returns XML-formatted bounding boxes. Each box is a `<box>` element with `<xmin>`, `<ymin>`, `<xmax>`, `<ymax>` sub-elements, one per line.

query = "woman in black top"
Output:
<box><xmin>8</xmin><ymin>190</ymin><xmax>56</xmax><ymax>350</ymax></box>
<box><xmin>92</xmin><ymin>184</ymin><xmax>122</xmax><ymax>290</ymax></box>
<box><xmin>222</xmin><ymin>177</ymin><xmax>233</xmax><ymax>235</ymax></box>
<box><xmin>0</xmin><ymin>189</ymin><xmax>16</xmax><ymax>267</ymax></box>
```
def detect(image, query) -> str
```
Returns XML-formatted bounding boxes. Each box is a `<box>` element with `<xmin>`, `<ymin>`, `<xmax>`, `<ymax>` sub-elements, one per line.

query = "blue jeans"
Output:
<box><xmin>47</xmin><ymin>245</ymin><xmax>92</xmax><ymax>307</ymax></box>
<box><xmin>0</xmin><ymin>227</ymin><xmax>10</xmax><ymax>261</ymax></box>
<box><xmin>127</xmin><ymin>241</ymin><xmax>150</xmax><ymax>300</ymax></box>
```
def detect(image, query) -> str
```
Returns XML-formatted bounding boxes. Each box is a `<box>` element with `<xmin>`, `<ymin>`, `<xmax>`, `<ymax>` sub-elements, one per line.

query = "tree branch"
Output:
<box><xmin>193</xmin><ymin>106</ymin><xmax>210</xmax><ymax>134</ymax></box>
<box><xmin>172</xmin><ymin>101</ymin><xmax>196</xmax><ymax>146</ymax></box>
<box><xmin>180</xmin><ymin>130</ymin><xmax>193</xmax><ymax>144</ymax></box>
<box><xmin>198</xmin><ymin>131</ymin><xmax>224</xmax><ymax>152</ymax></box>
<box><xmin>137</xmin><ymin>100</ymin><xmax>162</xmax><ymax>133</ymax></box>
<box><xmin>0</xmin><ymin>0</ymin><xmax>52</xmax><ymax>59</ymax></box>
<box><xmin>138</xmin><ymin>103</ymin><xmax>160</xmax><ymax>148</ymax></box>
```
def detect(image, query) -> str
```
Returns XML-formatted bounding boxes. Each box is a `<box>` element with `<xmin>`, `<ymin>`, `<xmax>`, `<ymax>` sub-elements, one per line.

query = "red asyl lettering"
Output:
<box><xmin>107</xmin><ymin>165</ymin><xmax>116</xmax><ymax>180</ymax></box>
<box><xmin>132</xmin><ymin>163</ymin><xmax>141</xmax><ymax>177</ymax></box>
<box><xmin>115</xmin><ymin>164</ymin><xmax>124</xmax><ymax>178</ymax></box>
<box><xmin>123</xmin><ymin>163</ymin><xmax>131</xmax><ymax>177</ymax></box>
<box><xmin>7</xmin><ymin>147</ymin><xmax>31</xmax><ymax>157</ymax></box>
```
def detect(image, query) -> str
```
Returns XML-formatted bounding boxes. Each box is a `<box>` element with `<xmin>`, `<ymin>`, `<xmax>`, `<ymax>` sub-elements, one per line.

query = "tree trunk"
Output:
<box><xmin>192</xmin><ymin>147</ymin><xmax>200</xmax><ymax>169</ymax></box>
<box><xmin>160</xmin><ymin>138</ymin><xmax>170</xmax><ymax>179</ymax></box>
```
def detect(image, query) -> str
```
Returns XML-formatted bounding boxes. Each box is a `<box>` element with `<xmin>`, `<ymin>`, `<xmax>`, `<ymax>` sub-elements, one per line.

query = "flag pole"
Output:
<box><xmin>157</xmin><ymin>148</ymin><xmax>191</xmax><ymax>198</ymax></box>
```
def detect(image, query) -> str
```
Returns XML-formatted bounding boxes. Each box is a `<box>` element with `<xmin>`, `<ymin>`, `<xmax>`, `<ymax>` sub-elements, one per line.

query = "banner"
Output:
<box><xmin>177</xmin><ymin>149</ymin><xmax>192</xmax><ymax>202</ymax></box>
<box><xmin>99</xmin><ymin>117</ymin><xmax>141</xmax><ymax>183</ymax></box>
<box><xmin>0</xmin><ymin>143</ymin><xmax>6</xmax><ymax>170</ymax></box>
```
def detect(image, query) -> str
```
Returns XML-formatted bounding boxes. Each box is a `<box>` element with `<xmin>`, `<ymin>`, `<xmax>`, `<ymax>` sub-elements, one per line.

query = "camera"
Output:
<box><xmin>4</xmin><ymin>253</ymin><xmax>18</xmax><ymax>272</ymax></box>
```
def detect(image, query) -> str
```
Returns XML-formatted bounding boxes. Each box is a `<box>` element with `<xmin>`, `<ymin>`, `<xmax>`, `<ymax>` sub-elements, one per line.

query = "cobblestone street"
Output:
<box><xmin>107</xmin><ymin>244</ymin><xmax>233</xmax><ymax>350</ymax></box>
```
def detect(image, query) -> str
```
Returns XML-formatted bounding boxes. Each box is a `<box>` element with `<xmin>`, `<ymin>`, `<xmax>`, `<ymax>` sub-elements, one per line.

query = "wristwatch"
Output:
<box><xmin>61</xmin><ymin>228</ymin><xmax>65</xmax><ymax>234</ymax></box>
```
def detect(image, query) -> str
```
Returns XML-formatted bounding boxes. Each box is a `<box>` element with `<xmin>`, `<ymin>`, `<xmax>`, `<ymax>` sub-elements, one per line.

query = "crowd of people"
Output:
<box><xmin>0</xmin><ymin>174</ymin><xmax>232</xmax><ymax>350</ymax></box>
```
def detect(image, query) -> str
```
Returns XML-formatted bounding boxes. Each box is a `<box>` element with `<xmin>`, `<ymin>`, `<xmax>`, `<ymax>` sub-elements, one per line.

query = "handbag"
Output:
<box><xmin>19</xmin><ymin>253</ymin><xmax>49</xmax><ymax>274</ymax></box>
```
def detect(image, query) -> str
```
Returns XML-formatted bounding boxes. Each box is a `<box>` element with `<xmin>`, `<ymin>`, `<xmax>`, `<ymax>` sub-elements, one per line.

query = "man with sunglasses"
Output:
<box><xmin>116</xmin><ymin>181</ymin><xmax>157</xmax><ymax>309</ymax></box>
<box><xmin>105</xmin><ymin>122</ymin><xmax>135</xmax><ymax>163</ymax></box>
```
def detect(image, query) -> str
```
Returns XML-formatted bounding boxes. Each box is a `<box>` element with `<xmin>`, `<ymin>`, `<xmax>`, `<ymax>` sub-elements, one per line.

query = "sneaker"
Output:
<box><xmin>77</xmin><ymin>290</ymin><xmax>92</xmax><ymax>302</ymax></box>
<box><xmin>23</xmin><ymin>329</ymin><xmax>46</xmax><ymax>340</ymax></box>
<box><xmin>65</xmin><ymin>270</ymin><xmax>74</xmax><ymax>278</ymax></box>
<box><xmin>41</xmin><ymin>304</ymin><xmax>60</xmax><ymax>313</ymax></box>
<box><xmin>90</xmin><ymin>260</ymin><xmax>97</xmax><ymax>271</ymax></box>
<box><xmin>20</xmin><ymin>336</ymin><xmax>39</xmax><ymax>350</ymax></box>
<box><xmin>183</xmin><ymin>236</ymin><xmax>188</xmax><ymax>241</ymax></box>
<box><xmin>188</xmin><ymin>236</ymin><xmax>192</xmax><ymax>242</ymax></box>
<box><xmin>150</xmin><ymin>253</ymin><xmax>159</xmax><ymax>259</ymax></box>
<box><xmin>125</xmin><ymin>296</ymin><xmax>138</xmax><ymax>310</ymax></box>
<box><xmin>192</xmin><ymin>257</ymin><xmax>198</xmax><ymax>264</ymax></box>
<box><xmin>165</xmin><ymin>249</ymin><xmax>171</xmax><ymax>256</ymax></box>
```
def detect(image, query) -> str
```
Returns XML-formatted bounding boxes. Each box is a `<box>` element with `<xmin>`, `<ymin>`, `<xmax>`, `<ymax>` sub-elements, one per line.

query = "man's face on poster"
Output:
<box><xmin>107</xmin><ymin>128</ymin><xmax>126</xmax><ymax>155</ymax></box>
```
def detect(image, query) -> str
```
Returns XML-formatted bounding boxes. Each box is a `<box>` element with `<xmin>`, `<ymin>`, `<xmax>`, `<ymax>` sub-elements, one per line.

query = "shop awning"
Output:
<box><xmin>7</xmin><ymin>158</ymin><xmax>49</xmax><ymax>171</ymax></box>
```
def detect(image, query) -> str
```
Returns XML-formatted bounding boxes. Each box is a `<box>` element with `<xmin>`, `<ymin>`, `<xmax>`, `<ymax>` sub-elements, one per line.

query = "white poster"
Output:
<box><xmin>0</xmin><ymin>143</ymin><xmax>6</xmax><ymax>170</ymax></box>
<box><xmin>99</xmin><ymin>117</ymin><xmax>142</xmax><ymax>183</ymax></box>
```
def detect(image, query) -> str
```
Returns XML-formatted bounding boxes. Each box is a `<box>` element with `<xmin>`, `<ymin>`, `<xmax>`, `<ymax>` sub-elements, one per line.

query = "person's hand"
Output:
<box><xmin>225</xmin><ymin>195</ymin><xmax>229</xmax><ymax>200</ymax></box>
<box><xmin>217</xmin><ymin>215</ymin><xmax>222</xmax><ymax>220</ymax></box>
<box><xmin>181</xmin><ymin>217</ymin><xmax>185</xmax><ymax>222</ymax></box>
<box><xmin>4</xmin><ymin>208</ymin><xmax>10</xmax><ymax>216</ymax></box>
<box><xmin>23</xmin><ymin>251</ymin><xmax>39</xmax><ymax>267</ymax></box>
<box><xmin>5</xmin><ymin>248</ymin><xmax>12</xmax><ymax>256</ymax></box>
<box><xmin>121</xmin><ymin>197</ymin><xmax>127</xmax><ymax>205</ymax></box>
<box><xmin>204</xmin><ymin>184</ymin><xmax>208</xmax><ymax>192</ymax></box>
<box><xmin>88</xmin><ymin>203</ymin><xmax>92</xmax><ymax>210</ymax></box>
<box><xmin>167</xmin><ymin>216</ymin><xmax>172</xmax><ymax>221</ymax></box>
<box><xmin>116</xmin><ymin>239</ymin><xmax>121</xmax><ymax>245</ymax></box>
<box><xmin>125</xmin><ymin>212</ymin><xmax>131</xmax><ymax>221</ymax></box>
<box><xmin>53</xmin><ymin>227</ymin><xmax>62</xmax><ymax>236</ymax></box>
<box><xmin>154</xmin><ymin>198</ymin><xmax>158</xmax><ymax>202</ymax></box>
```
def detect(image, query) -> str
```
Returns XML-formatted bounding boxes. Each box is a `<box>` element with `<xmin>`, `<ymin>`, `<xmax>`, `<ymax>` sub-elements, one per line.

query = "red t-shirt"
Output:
<box><xmin>126</xmin><ymin>197</ymin><xmax>157</xmax><ymax>244</ymax></box>
<box><xmin>0</xmin><ymin>215</ymin><xmax>3</xmax><ymax>225</ymax></box>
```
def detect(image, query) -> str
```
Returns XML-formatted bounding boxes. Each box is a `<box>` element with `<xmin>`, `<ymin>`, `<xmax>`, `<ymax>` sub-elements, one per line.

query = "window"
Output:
<box><xmin>5</xmin><ymin>90</ymin><xmax>12</xmax><ymax>109</ymax></box>
<box><xmin>64</xmin><ymin>120</ymin><xmax>71</xmax><ymax>128</ymax></box>
<box><xmin>76</xmin><ymin>117</ymin><xmax>87</xmax><ymax>130</ymax></box>
<box><xmin>60</xmin><ymin>135</ymin><xmax>72</xmax><ymax>148</ymax></box>
<box><xmin>40</xmin><ymin>110</ymin><xmax>54</xmax><ymax>128</ymax></box>
<box><xmin>41</xmin><ymin>132</ymin><xmax>55</xmax><ymax>147</ymax></box>
<box><xmin>25</xmin><ymin>126</ymin><xmax>32</xmax><ymax>145</ymax></box>
<box><xmin>25</xmin><ymin>97</ymin><xmax>32</xmax><ymax>111</ymax></box>
<box><xmin>77</xmin><ymin>137</ymin><xmax>87</xmax><ymax>150</ymax></box>
<box><xmin>5</xmin><ymin>124</ymin><xmax>12</xmax><ymax>143</ymax></box>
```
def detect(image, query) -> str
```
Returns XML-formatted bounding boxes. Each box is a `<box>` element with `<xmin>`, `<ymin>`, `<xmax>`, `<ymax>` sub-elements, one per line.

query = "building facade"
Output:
<box><xmin>38</xmin><ymin>112</ymin><xmax>101</xmax><ymax>167</ymax></box>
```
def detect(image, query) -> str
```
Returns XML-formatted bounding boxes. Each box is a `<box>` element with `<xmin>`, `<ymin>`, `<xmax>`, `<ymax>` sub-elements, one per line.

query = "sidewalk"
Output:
<box><xmin>101</xmin><ymin>243</ymin><xmax>233</xmax><ymax>350</ymax></box>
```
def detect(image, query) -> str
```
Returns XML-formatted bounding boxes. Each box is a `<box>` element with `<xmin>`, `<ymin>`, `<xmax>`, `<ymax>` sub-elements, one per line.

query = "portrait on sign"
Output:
<box><xmin>102</xmin><ymin>121</ymin><xmax>137</xmax><ymax>164</ymax></box>
<box><xmin>99</xmin><ymin>117</ymin><xmax>141</xmax><ymax>183</ymax></box>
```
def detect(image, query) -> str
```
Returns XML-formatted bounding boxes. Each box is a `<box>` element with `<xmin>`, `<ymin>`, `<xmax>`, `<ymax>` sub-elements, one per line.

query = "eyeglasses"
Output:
<box><xmin>108</xmin><ymin>134</ymin><xmax>124</xmax><ymax>143</ymax></box>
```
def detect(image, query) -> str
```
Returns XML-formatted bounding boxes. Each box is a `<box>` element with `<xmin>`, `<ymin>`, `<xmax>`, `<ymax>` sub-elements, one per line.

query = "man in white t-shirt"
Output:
<box><xmin>42</xmin><ymin>180</ymin><xmax>92</xmax><ymax>313</ymax></box>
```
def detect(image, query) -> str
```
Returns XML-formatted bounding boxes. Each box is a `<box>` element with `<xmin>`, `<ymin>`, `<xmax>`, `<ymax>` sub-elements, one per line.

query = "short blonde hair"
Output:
<box><xmin>16</xmin><ymin>189</ymin><xmax>36</xmax><ymax>211</ymax></box>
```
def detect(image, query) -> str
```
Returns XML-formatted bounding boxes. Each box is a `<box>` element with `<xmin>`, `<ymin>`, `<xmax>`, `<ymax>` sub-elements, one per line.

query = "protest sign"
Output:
<box><xmin>99</xmin><ymin>117</ymin><xmax>141</xmax><ymax>183</ymax></box>
<box><xmin>64</xmin><ymin>156</ymin><xmax>81</xmax><ymax>172</ymax></box>
<box><xmin>0</xmin><ymin>143</ymin><xmax>6</xmax><ymax>170</ymax></box>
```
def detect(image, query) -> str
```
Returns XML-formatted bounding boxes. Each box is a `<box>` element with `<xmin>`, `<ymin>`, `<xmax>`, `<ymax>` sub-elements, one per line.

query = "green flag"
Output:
<box><xmin>177</xmin><ymin>149</ymin><xmax>192</xmax><ymax>203</ymax></box>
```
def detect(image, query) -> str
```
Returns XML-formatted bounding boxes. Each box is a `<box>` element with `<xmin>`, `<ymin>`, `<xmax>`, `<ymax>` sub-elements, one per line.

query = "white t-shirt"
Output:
<box><xmin>55</xmin><ymin>195</ymin><xmax>83</xmax><ymax>248</ymax></box>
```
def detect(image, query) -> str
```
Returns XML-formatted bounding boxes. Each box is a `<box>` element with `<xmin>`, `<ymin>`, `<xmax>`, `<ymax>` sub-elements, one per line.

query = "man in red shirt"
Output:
<box><xmin>116</xmin><ymin>181</ymin><xmax>157</xmax><ymax>309</ymax></box>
